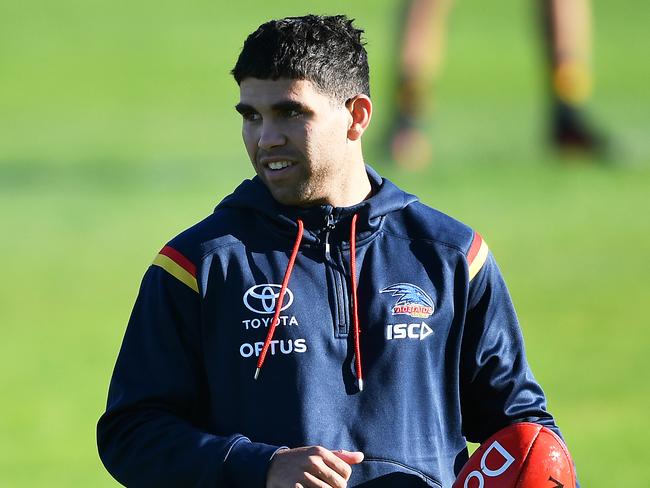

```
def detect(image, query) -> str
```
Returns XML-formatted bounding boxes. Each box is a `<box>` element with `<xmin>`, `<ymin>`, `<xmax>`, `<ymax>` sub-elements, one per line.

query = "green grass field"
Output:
<box><xmin>1</xmin><ymin>0</ymin><xmax>649</xmax><ymax>486</ymax></box>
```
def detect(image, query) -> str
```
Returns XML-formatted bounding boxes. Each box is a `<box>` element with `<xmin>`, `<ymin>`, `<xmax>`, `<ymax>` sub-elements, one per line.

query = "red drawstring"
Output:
<box><xmin>255</xmin><ymin>219</ymin><xmax>304</xmax><ymax>380</ymax></box>
<box><xmin>349</xmin><ymin>214</ymin><xmax>363</xmax><ymax>391</ymax></box>
<box><xmin>254</xmin><ymin>215</ymin><xmax>364</xmax><ymax>392</ymax></box>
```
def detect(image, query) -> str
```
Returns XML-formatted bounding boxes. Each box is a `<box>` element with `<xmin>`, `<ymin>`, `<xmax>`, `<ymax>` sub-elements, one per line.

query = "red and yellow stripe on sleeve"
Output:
<box><xmin>467</xmin><ymin>232</ymin><xmax>489</xmax><ymax>281</ymax></box>
<box><xmin>152</xmin><ymin>246</ymin><xmax>199</xmax><ymax>293</ymax></box>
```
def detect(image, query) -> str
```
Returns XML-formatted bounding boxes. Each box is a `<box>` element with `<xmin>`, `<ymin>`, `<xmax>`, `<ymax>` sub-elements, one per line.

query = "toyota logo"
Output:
<box><xmin>243</xmin><ymin>284</ymin><xmax>294</xmax><ymax>314</ymax></box>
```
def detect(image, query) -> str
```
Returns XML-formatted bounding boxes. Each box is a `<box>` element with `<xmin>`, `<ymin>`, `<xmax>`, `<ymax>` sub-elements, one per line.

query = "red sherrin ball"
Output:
<box><xmin>453</xmin><ymin>422</ymin><xmax>576</xmax><ymax>488</ymax></box>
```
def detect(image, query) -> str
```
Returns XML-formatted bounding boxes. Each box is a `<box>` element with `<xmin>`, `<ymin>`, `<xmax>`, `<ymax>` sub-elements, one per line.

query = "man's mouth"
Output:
<box><xmin>264</xmin><ymin>160</ymin><xmax>296</xmax><ymax>171</ymax></box>
<box><xmin>266</xmin><ymin>160</ymin><xmax>295</xmax><ymax>171</ymax></box>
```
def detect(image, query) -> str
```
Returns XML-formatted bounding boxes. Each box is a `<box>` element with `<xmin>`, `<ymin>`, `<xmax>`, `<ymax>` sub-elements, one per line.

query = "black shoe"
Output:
<box><xmin>552</xmin><ymin>102</ymin><xmax>609</xmax><ymax>159</ymax></box>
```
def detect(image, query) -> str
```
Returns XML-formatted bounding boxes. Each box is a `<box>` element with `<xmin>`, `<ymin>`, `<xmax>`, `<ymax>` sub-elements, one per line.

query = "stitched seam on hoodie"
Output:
<box><xmin>223</xmin><ymin>435</ymin><xmax>250</xmax><ymax>463</ymax></box>
<box><xmin>381</xmin><ymin>229</ymin><xmax>467</xmax><ymax>256</ymax></box>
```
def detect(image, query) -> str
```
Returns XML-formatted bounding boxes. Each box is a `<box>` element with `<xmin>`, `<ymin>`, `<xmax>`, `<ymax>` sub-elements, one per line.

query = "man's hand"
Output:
<box><xmin>266</xmin><ymin>446</ymin><xmax>364</xmax><ymax>488</ymax></box>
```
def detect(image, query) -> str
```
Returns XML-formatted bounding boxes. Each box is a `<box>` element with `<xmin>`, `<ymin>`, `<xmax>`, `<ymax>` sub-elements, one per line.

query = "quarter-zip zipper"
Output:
<box><xmin>322</xmin><ymin>212</ymin><xmax>349</xmax><ymax>337</ymax></box>
<box><xmin>324</xmin><ymin>213</ymin><xmax>335</xmax><ymax>258</ymax></box>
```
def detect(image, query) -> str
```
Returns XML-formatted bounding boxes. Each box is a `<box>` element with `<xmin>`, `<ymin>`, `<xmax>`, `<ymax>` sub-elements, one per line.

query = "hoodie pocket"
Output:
<box><xmin>350</xmin><ymin>458</ymin><xmax>442</xmax><ymax>487</ymax></box>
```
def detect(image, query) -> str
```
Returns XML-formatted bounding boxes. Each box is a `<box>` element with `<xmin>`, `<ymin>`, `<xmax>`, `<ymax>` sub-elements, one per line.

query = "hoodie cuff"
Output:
<box><xmin>223</xmin><ymin>436</ymin><xmax>286</xmax><ymax>487</ymax></box>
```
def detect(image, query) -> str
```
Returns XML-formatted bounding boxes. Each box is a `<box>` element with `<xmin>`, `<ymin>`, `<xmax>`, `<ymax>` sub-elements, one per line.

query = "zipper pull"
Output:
<box><xmin>324</xmin><ymin>213</ymin><xmax>335</xmax><ymax>257</ymax></box>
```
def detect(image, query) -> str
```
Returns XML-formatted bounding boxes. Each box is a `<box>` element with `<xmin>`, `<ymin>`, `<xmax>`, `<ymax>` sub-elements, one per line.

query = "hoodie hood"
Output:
<box><xmin>215</xmin><ymin>165</ymin><xmax>418</xmax><ymax>244</ymax></box>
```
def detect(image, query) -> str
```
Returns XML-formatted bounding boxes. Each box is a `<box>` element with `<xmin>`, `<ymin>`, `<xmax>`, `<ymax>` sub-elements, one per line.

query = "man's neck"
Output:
<box><xmin>328</xmin><ymin>161</ymin><xmax>372</xmax><ymax>208</ymax></box>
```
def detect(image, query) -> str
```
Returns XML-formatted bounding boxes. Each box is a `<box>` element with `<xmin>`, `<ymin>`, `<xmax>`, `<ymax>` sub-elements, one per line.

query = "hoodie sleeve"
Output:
<box><xmin>458</xmin><ymin>235</ymin><xmax>580</xmax><ymax>486</ymax></box>
<box><xmin>459</xmin><ymin>239</ymin><xmax>558</xmax><ymax>443</ymax></box>
<box><xmin>97</xmin><ymin>248</ymin><xmax>282</xmax><ymax>487</ymax></box>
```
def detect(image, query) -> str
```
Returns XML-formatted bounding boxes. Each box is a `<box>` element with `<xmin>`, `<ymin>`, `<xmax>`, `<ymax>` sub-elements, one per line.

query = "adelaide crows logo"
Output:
<box><xmin>380</xmin><ymin>283</ymin><xmax>435</xmax><ymax>319</ymax></box>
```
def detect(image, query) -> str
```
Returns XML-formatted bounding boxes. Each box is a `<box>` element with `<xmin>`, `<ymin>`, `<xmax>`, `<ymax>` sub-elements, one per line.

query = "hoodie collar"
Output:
<box><xmin>216</xmin><ymin>165</ymin><xmax>418</xmax><ymax>244</ymax></box>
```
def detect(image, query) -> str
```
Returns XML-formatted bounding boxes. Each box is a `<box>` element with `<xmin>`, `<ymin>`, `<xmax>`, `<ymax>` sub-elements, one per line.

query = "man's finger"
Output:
<box><xmin>333</xmin><ymin>450</ymin><xmax>364</xmax><ymax>466</ymax></box>
<box><xmin>266</xmin><ymin>446</ymin><xmax>360</xmax><ymax>488</ymax></box>
<box><xmin>304</xmin><ymin>470</ymin><xmax>339</xmax><ymax>488</ymax></box>
<box><xmin>308</xmin><ymin>453</ymin><xmax>348</xmax><ymax>487</ymax></box>
<box><xmin>319</xmin><ymin>449</ymin><xmax>355</xmax><ymax>481</ymax></box>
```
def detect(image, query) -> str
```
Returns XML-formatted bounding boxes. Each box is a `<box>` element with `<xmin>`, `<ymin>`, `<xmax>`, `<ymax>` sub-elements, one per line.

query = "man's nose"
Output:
<box><xmin>258</xmin><ymin>120</ymin><xmax>286</xmax><ymax>149</ymax></box>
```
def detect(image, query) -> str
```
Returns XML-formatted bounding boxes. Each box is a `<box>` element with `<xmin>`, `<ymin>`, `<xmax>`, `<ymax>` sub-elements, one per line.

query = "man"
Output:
<box><xmin>389</xmin><ymin>0</ymin><xmax>607</xmax><ymax>168</ymax></box>
<box><xmin>98</xmin><ymin>15</ymin><xmax>574</xmax><ymax>487</ymax></box>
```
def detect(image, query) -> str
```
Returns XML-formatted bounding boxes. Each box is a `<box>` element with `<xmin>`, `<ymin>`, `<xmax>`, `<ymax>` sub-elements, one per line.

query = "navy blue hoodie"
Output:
<box><xmin>98</xmin><ymin>167</ymin><xmax>563</xmax><ymax>487</ymax></box>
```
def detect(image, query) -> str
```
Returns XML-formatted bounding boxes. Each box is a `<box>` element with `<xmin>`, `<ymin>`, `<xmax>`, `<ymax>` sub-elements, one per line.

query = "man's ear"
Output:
<box><xmin>346</xmin><ymin>95</ymin><xmax>372</xmax><ymax>141</ymax></box>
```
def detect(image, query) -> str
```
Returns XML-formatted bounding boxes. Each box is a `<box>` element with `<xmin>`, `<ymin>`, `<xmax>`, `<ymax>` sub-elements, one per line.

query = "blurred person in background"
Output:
<box><xmin>389</xmin><ymin>0</ymin><xmax>607</xmax><ymax>168</ymax></box>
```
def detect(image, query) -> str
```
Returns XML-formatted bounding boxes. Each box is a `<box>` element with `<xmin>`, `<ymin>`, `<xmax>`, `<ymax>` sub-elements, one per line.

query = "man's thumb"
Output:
<box><xmin>334</xmin><ymin>450</ymin><xmax>364</xmax><ymax>465</ymax></box>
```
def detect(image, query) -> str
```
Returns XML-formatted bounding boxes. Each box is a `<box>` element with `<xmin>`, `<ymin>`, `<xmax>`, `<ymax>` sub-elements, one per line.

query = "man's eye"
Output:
<box><xmin>284</xmin><ymin>109</ymin><xmax>301</xmax><ymax>118</ymax></box>
<box><xmin>242</xmin><ymin>112</ymin><xmax>261</xmax><ymax>122</ymax></box>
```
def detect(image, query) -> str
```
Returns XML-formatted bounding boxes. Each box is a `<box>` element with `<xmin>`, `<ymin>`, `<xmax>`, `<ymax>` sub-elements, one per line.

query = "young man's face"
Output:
<box><xmin>236</xmin><ymin>78</ymin><xmax>354</xmax><ymax>207</ymax></box>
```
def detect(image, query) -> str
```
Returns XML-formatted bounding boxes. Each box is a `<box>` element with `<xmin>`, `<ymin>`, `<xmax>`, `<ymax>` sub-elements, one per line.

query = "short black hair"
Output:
<box><xmin>232</xmin><ymin>14</ymin><xmax>370</xmax><ymax>102</ymax></box>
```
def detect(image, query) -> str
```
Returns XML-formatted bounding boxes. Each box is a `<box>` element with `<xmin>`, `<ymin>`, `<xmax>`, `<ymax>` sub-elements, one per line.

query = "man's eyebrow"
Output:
<box><xmin>235</xmin><ymin>103</ymin><xmax>255</xmax><ymax>114</ymax></box>
<box><xmin>270</xmin><ymin>100</ymin><xmax>310</xmax><ymax>113</ymax></box>
<box><xmin>235</xmin><ymin>100</ymin><xmax>312</xmax><ymax>115</ymax></box>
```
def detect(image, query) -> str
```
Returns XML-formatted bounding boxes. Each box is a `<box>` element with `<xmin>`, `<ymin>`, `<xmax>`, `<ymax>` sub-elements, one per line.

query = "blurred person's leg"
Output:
<box><xmin>390</xmin><ymin>0</ymin><xmax>454</xmax><ymax>168</ymax></box>
<box><xmin>541</xmin><ymin>0</ymin><xmax>607</xmax><ymax>155</ymax></box>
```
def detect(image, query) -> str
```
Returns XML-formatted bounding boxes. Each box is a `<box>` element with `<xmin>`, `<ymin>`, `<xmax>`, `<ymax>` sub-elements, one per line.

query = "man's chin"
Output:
<box><xmin>268</xmin><ymin>187</ymin><xmax>319</xmax><ymax>208</ymax></box>
<box><xmin>272</xmin><ymin>194</ymin><xmax>307</xmax><ymax>208</ymax></box>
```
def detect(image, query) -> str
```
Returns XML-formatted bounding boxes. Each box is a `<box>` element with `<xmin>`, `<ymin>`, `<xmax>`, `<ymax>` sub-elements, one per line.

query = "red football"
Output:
<box><xmin>453</xmin><ymin>422</ymin><xmax>576</xmax><ymax>488</ymax></box>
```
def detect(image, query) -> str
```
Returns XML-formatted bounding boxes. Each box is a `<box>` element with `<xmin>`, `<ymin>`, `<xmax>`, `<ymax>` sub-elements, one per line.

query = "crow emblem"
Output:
<box><xmin>380</xmin><ymin>283</ymin><xmax>435</xmax><ymax>318</ymax></box>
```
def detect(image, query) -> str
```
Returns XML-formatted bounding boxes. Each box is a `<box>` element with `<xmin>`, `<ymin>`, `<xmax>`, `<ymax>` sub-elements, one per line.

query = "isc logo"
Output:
<box><xmin>461</xmin><ymin>441</ymin><xmax>515</xmax><ymax>488</ymax></box>
<box><xmin>386</xmin><ymin>322</ymin><xmax>433</xmax><ymax>341</ymax></box>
